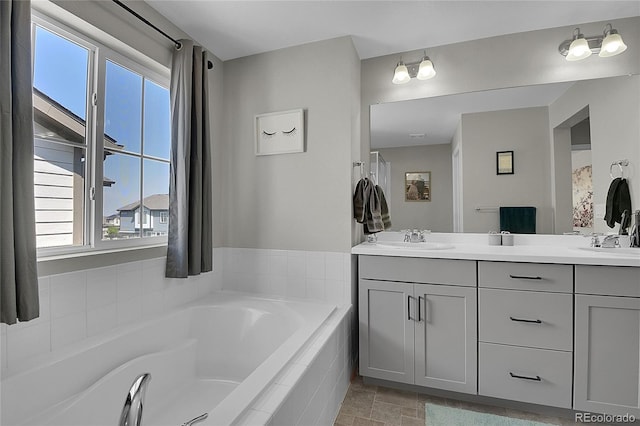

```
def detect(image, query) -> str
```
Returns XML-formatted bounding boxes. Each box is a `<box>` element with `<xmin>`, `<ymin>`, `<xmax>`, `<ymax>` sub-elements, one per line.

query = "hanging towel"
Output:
<box><xmin>375</xmin><ymin>185</ymin><xmax>391</xmax><ymax>230</ymax></box>
<box><xmin>353</xmin><ymin>178</ymin><xmax>389</xmax><ymax>234</ymax></box>
<box><xmin>499</xmin><ymin>207</ymin><xmax>536</xmax><ymax>234</ymax></box>
<box><xmin>366</xmin><ymin>183</ymin><xmax>384</xmax><ymax>233</ymax></box>
<box><xmin>605</xmin><ymin>178</ymin><xmax>632</xmax><ymax>228</ymax></box>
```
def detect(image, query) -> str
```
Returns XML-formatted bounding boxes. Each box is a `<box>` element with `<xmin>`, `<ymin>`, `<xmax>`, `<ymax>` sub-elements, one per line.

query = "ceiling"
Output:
<box><xmin>370</xmin><ymin>82</ymin><xmax>575</xmax><ymax>149</ymax></box>
<box><xmin>145</xmin><ymin>1</ymin><xmax>640</xmax><ymax>61</ymax></box>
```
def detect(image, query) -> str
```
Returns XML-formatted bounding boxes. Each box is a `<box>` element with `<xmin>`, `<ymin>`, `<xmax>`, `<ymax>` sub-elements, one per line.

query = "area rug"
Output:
<box><xmin>425</xmin><ymin>403</ymin><xmax>555</xmax><ymax>426</ymax></box>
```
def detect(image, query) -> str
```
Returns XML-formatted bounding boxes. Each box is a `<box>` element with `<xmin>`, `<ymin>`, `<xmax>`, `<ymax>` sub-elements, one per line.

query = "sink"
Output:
<box><xmin>375</xmin><ymin>241</ymin><xmax>454</xmax><ymax>250</ymax></box>
<box><xmin>576</xmin><ymin>247</ymin><xmax>640</xmax><ymax>255</ymax></box>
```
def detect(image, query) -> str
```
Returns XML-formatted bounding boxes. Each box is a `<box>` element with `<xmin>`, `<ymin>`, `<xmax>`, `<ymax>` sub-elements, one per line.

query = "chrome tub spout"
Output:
<box><xmin>119</xmin><ymin>373</ymin><xmax>152</xmax><ymax>426</ymax></box>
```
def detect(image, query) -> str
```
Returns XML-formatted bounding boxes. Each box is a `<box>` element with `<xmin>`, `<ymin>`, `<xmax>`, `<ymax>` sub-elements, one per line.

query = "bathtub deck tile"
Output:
<box><xmin>252</xmin><ymin>383</ymin><xmax>292</xmax><ymax>414</ymax></box>
<box><xmin>237</xmin><ymin>408</ymin><xmax>272</xmax><ymax>426</ymax></box>
<box><xmin>276</xmin><ymin>362</ymin><xmax>308</xmax><ymax>387</ymax></box>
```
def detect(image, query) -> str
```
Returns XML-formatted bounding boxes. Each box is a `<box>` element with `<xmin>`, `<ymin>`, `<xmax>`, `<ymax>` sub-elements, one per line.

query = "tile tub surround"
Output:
<box><xmin>235</xmin><ymin>306</ymin><xmax>356</xmax><ymax>426</ymax></box>
<box><xmin>1</xmin><ymin>247</ymin><xmax>352</xmax><ymax>376</ymax></box>
<box><xmin>220</xmin><ymin>248</ymin><xmax>353</xmax><ymax>307</ymax></box>
<box><xmin>1</xmin><ymin>252</ymin><xmax>223</xmax><ymax>376</ymax></box>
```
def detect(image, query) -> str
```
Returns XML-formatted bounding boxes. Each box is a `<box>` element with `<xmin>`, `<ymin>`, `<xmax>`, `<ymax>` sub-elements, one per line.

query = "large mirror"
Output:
<box><xmin>370</xmin><ymin>74</ymin><xmax>639</xmax><ymax>234</ymax></box>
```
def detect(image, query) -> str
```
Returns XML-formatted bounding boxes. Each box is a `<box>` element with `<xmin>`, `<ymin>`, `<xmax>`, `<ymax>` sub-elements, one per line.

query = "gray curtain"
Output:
<box><xmin>1</xmin><ymin>0</ymin><xmax>40</xmax><ymax>324</ymax></box>
<box><xmin>165</xmin><ymin>40</ymin><xmax>213</xmax><ymax>278</ymax></box>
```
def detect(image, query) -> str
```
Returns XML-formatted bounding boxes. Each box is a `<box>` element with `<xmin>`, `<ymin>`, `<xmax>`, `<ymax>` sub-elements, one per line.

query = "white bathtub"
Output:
<box><xmin>0</xmin><ymin>292</ymin><xmax>335</xmax><ymax>426</ymax></box>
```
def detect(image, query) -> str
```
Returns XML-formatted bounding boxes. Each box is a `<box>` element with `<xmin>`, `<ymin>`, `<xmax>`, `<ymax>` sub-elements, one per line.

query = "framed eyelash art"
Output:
<box><xmin>255</xmin><ymin>108</ymin><xmax>305</xmax><ymax>156</ymax></box>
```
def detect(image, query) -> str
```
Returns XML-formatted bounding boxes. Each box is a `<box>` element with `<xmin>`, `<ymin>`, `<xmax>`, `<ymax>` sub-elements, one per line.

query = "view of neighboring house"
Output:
<box><xmin>117</xmin><ymin>194</ymin><xmax>169</xmax><ymax>237</ymax></box>
<box><xmin>33</xmin><ymin>88</ymin><xmax>124</xmax><ymax>248</ymax></box>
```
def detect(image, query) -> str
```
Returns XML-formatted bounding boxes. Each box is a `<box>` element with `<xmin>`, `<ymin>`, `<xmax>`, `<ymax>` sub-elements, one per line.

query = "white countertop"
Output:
<box><xmin>351</xmin><ymin>232</ymin><xmax>640</xmax><ymax>267</ymax></box>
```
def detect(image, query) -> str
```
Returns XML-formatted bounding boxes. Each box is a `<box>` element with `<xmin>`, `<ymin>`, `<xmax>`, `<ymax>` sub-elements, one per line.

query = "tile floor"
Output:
<box><xmin>334</xmin><ymin>376</ymin><xmax>604</xmax><ymax>426</ymax></box>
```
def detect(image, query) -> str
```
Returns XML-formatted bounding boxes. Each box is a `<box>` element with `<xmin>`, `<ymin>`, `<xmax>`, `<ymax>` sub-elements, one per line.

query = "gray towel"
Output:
<box><xmin>366</xmin><ymin>183</ymin><xmax>384</xmax><ymax>233</ymax></box>
<box><xmin>375</xmin><ymin>185</ymin><xmax>391</xmax><ymax>230</ymax></box>
<box><xmin>353</xmin><ymin>178</ymin><xmax>371</xmax><ymax>223</ymax></box>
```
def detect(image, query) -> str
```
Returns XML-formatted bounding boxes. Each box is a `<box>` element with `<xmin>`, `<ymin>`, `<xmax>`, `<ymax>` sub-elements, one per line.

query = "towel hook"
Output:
<box><xmin>609</xmin><ymin>159</ymin><xmax>629</xmax><ymax>179</ymax></box>
<box><xmin>353</xmin><ymin>161</ymin><xmax>365</xmax><ymax>179</ymax></box>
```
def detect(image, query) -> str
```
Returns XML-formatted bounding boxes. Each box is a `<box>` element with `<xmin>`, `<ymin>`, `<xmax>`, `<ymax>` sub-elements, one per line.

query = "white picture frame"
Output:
<box><xmin>255</xmin><ymin>108</ymin><xmax>305</xmax><ymax>156</ymax></box>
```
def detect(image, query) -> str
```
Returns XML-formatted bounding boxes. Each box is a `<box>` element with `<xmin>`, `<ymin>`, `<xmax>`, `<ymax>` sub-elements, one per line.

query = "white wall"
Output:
<box><xmin>377</xmin><ymin>144</ymin><xmax>453</xmax><ymax>232</ymax></box>
<box><xmin>549</xmin><ymin>75</ymin><xmax>640</xmax><ymax>234</ymax></box>
<box><xmin>460</xmin><ymin>107</ymin><xmax>552</xmax><ymax>233</ymax></box>
<box><xmin>221</xmin><ymin>37</ymin><xmax>360</xmax><ymax>252</ymax></box>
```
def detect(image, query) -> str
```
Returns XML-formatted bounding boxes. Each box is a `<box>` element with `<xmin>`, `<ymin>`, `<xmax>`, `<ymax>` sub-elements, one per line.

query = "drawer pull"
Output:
<box><xmin>509</xmin><ymin>372</ymin><xmax>541</xmax><ymax>381</ymax></box>
<box><xmin>509</xmin><ymin>274</ymin><xmax>542</xmax><ymax>280</ymax></box>
<box><xmin>509</xmin><ymin>316</ymin><xmax>542</xmax><ymax>324</ymax></box>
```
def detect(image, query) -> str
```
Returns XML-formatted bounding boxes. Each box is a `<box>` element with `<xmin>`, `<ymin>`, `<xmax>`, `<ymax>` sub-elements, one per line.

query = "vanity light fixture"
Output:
<box><xmin>392</xmin><ymin>53</ymin><xmax>436</xmax><ymax>84</ymax></box>
<box><xmin>559</xmin><ymin>24</ymin><xmax>628</xmax><ymax>61</ymax></box>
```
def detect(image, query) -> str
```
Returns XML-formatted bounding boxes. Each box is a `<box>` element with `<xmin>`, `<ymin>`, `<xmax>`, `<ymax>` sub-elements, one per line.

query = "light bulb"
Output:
<box><xmin>599</xmin><ymin>32</ymin><xmax>627</xmax><ymax>57</ymax></box>
<box><xmin>392</xmin><ymin>62</ymin><xmax>410</xmax><ymax>84</ymax></box>
<box><xmin>416</xmin><ymin>57</ymin><xmax>436</xmax><ymax>80</ymax></box>
<box><xmin>566</xmin><ymin>36</ymin><xmax>592</xmax><ymax>61</ymax></box>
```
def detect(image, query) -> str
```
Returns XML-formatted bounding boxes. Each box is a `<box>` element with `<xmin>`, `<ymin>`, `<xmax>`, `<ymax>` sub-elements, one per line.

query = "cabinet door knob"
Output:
<box><xmin>509</xmin><ymin>372</ymin><xmax>541</xmax><ymax>381</ymax></box>
<box><xmin>509</xmin><ymin>316</ymin><xmax>542</xmax><ymax>324</ymax></box>
<box><xmin>407</xmin><ymin>295</ymin><xmax>414</xmax><ymax>321</ymax></box>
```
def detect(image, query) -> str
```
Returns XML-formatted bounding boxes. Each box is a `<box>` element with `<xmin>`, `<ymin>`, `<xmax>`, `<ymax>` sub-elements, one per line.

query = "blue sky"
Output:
<box><xmin>34</xmin><ymin>25</ymin><xmax>170</xmax><ymax>217</ymax></box>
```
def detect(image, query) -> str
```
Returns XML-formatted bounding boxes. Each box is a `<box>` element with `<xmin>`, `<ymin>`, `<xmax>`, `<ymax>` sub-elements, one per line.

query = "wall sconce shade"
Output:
<box><xmin>599</xmin><ymin>25</ymin><xmax>627</xmax><ymax>57</ymax></box>
<box><xmin>392</xmin><ymin>54</ymin><xmax>436</xmax><ymax>84</ymax></box>
<box><xmin>559</xmin><ymin>24</ymin><xmax>628</xmax><ymax>61</ymax></box>
<box><xmin>392</xmin><ymin>61</ymin><xmax>411</xmax><ymax>84</ymax></box>
<box><xmin>566</xmin><ymin>30</ymin><xmax>592</xmax><ymax>61</ymax></box>
<box><xmin>417</xmin><ymin>57</ymin><xmax>436</xmax><ymax>80</ymax></box>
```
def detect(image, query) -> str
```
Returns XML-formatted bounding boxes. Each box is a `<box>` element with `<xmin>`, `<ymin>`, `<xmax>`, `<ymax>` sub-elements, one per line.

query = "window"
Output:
<box><xmin>160</xmin><ymin>211</ymin><xmax>169</xmax><ymax>224</ymax></box>
<box><xmin>32</xmin><ymin>13</ymin><xmax>170</xmax><ymax>253</ymax></box>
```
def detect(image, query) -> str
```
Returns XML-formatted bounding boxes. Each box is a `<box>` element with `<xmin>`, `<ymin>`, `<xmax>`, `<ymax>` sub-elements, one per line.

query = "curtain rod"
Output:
<box><xmin>111</xmin><ymin>0</ymin><xmax>213</xmax><ymax>69</ymax></box>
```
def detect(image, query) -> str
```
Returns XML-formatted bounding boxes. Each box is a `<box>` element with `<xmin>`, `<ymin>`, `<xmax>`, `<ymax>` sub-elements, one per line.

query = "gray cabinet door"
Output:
<box><xmin>574</xmin><ymin>294</ymin><xmax>640</xmax><ymax>417</ymax></box>
<box><xmin>359</xmin><ymin>279</ymin><xmax>415</xmax><ymax>384</ymax></box>
<box><xmin>414</xmin><ymin>284</ymin><xmax>477</xmax><ymax>394</ymax></box>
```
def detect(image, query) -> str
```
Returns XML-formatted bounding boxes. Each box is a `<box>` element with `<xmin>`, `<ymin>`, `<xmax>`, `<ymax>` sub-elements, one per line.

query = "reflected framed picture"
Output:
<box><xmin>255</xmin><ymin>109</ymin><xmax>305</xmax><ymax>156</ymax></box>
<box><xmin>405</xmin><ymin>171</ymin><xmax>431</xmax><ymax>201</ymax></box>
<box><xmin>497</xmin><ymin>151</ymin><xmax>514</xmax><ymax>175</ymax></box>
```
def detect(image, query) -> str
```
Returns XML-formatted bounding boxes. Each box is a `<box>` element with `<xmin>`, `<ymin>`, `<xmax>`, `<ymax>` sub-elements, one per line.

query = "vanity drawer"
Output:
<box><xmin>479</xmin><ymin>289</ymin><xmax>572</xmax><ymax>351</ymax></box>
<box><xmin>359</xmin><ymin>255</ymin><xmax>476</xmax><ymax>286</ymax></box>
<box><xmin>575</xmin><ymin>265</ymin><xmax>640</xmax><ymax>297</ymax></box>
<box><xmin>479</xmin><ymin>342</ymin><xmax>572</xmax><ymax>409</ymax></box>
<box><xmin>478</xmin><ymin>261</ymin><xmax>572</xmax><ymax>293</ymax></box>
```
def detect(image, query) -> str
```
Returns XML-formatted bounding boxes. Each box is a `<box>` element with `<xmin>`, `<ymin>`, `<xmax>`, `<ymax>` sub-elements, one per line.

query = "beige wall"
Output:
<box><xmin>221</xmin><ymin>37</ymin><xmax>360</xmax><ymax>252</ymax></box>
<box><xmin>377</xmin><ymin>145</ymin><xmax>453</xmax><ymax>232</ymax></box>
<box><xmin>460</xmin><ymin>107</ymin><xmax>552</xmax><ymax>233</ymax></box>
<box><xmin>549</xmin><ymin>75</ymin><xmax>640</xmax><ymax>234</ymax></box>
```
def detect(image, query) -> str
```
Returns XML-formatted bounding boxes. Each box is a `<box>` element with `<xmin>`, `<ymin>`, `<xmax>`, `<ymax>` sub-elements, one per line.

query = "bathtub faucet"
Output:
<box><xmin>119</xmin><ymin>373</ymin><xmax>152</xmax><ymax>426</ymax></box>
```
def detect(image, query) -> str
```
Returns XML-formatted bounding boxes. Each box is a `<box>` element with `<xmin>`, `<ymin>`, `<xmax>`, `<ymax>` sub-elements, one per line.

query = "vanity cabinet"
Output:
<box><xmin>358</xmin><ymin>256</ymin><xmax>477</xmax><ymax>394</ymax></box>
<box><xmin>477</xmin><ymin>261</ymin><xmax>574</xmax><ymax>409</ymax></box>
<box><xmin>574</xmin><ymin>265</ymin><xmax>640</xmax><ymax>417</ymax></box>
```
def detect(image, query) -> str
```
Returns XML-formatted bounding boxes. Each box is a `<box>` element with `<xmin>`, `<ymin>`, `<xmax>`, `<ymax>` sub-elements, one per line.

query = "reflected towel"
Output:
<box><xmin>375</xmin><ymin>185</ymin><xmax>391</xmax><ymax>230</ymax></box>
<box><xmin>605</xmin><ymin>178</ymin><xmax>632</xmax><ymax>228</ymax></box>
<box><xmin>500</xmin><ymin>207</ymin><xmax>536</xmax><ymax>234</ymax></box>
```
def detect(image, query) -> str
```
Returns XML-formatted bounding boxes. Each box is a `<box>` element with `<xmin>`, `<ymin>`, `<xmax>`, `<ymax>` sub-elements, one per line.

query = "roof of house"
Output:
<box><xmin>33</xmin><ymin>88</ymin><xmax>123</xmax><ymax>150</ymax></box>
<box><xmin>117</xmin><ymin>194</ymin><xmax>169</xmax><ymax>212</ymax></box>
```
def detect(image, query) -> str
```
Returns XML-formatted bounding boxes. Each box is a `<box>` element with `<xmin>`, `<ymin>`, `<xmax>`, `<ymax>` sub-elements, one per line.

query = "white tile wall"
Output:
<box><xmin>1</xmin><ymin>250</ymin><xmax>224</xmax><ymax>375</ymax></box>
<box><xmin>222</xmin><ymin>248</ymin><xmax>353</xmax><ymax>307</ymax></box>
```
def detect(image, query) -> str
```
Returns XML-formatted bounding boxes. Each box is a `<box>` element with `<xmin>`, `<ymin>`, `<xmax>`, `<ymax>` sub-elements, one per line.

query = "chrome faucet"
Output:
<box><xmin>402</xmin><ymin>229</ymin><xmax>430</xmax><ymax>243</ymax></box>
<box><xmin>601</xmin><ymin>235</ymin><xmax>621</xmax><ymax>248</ymax></box>
<box><xmin>119</xmin><ymin>373</ymin><xmax>152</xmax><ymax>426</ymax></box>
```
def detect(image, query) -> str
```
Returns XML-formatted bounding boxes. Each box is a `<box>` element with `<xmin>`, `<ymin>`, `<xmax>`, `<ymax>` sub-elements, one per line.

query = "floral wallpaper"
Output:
<box><xmin>572</xmin><ymin>164</ymin><xmax>593</xmax><ymax>228</ymax></box>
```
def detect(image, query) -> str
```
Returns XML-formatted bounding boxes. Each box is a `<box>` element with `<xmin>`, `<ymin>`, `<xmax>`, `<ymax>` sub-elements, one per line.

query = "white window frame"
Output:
<box><xmin>32</xmin><ymin>10</ymin><xmax>171</xmax><ymax>258</ymax></box>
